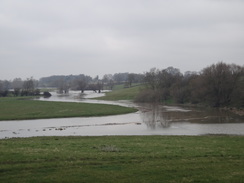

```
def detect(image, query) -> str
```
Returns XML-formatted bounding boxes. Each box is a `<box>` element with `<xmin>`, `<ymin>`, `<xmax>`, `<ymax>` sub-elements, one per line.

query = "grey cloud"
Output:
<box><xmin>0</xmin><ymin>0</ymin><xmax>243</xmax><ymax>80</ymax></box>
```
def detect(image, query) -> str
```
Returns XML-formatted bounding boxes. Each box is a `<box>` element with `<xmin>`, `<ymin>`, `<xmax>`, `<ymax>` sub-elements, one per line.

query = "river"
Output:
<box><xmin>0</xmin><ymin>91</ymin><xmax>243</xmax><ymax>138</ymax></box>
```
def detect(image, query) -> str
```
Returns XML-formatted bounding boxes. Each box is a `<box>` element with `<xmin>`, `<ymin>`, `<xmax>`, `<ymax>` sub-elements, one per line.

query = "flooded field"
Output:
<box><xmin>0</xmin><ymin>91</ymin><xmax>243</xmax><ymax>138</ymax></box>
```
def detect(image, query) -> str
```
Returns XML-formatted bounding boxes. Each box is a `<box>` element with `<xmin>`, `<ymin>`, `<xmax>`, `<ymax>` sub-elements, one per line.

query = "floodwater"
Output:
<box><xmin>0</xmin><ymin>91</ymin><xmax>243</xmax><ymax>139</ymax></box>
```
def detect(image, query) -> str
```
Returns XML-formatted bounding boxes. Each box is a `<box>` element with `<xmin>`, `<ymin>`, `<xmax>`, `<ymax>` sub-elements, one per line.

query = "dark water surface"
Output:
<box><xmin>0</xmin><ymin>91</ymin><xmax>243</xmax><ymax>138</ymax></box>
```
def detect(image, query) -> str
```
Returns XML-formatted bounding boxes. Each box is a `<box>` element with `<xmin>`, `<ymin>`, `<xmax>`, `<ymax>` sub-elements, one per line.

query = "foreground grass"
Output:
<box><xmin>98</xmin><ymin>85</ymin><xmax>142</xmax><ymax>101</ymax></box>
<box><xmin>0</xmin><ymin>136</ymin><xmax>243</xmax><ymax>183</ymax></box>
<box><xmin>0</xmin><ymin>98</ymin><xmax>137</xmax><ymax>120</ymax></box>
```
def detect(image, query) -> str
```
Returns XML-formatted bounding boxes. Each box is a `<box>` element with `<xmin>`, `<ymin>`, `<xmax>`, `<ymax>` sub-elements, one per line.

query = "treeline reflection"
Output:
<box><xmin>139</xmin><ymin>104</ymin><xmax>243</xmax><ymax>129</ymax></box>
<box><xmin>140</xmin><ymin>105</ymin><xmax>171</xmax><ymax>129</ymax></box>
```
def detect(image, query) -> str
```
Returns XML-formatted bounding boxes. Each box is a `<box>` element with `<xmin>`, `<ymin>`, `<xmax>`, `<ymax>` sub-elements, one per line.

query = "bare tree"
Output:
<box><xmin>73</xmin><ymin>75</ymin><xmax>88</xmax><ymax>93</ymax></box>
<box><xmin>22</xmin><ymin>77</ymin><xmax>35</xmax><ymax>96</ymax></box>
<box><xmin>200</xmin><ymin>62</ymin><xmax>243</xmax><ymax>107</ymax></box>
<box><xmin>96</xmin><ymin>81</ymin><xmax>103</xmax><ymax>93</ymax></box>
<box><xmin>57</xmin><ymin>78</ymin><xmax>69</xmax><ymax>94</ymax></box>
<box><xmin>103</xmin><ymin>74</ymin><xmax>114</xmax><ymax>90</ymax></box>
<box><xmin>76</xmin><ymin>79</ymin><xmax>87</xmax><ymax>93</ymax></box>
<box><xmin>12</xmin><ymin>78</ymin><xmax>23</xmax><ymax>96</ymax></box>
<box><xmin>0</xmin><ymin>80</ymin><xmax>9</xmax><ymax>97</ymax></box>
<box><xmin>144</xmin><ymin>68</ymin><xmax>161</xmax><ymax>91</ymax></box>
<box><xmin>143</xmin><ymin>67</ymin><xmax>183</xmax><ymax>102</ymax></box>
<box><xmin>127</xmin><ymin>73</ymin><xmax>135</xmax><ymax>87</ymax></box>
<box><xmin>0</xmin><ymin>80</ymin><xmax>10</xmax><ymax>97</ymax></box>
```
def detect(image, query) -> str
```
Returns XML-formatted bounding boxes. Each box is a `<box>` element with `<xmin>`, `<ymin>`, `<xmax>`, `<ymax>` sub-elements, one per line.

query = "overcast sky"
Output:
<box><xmin>0</xmin><ymin>0</ymin><xmax>244</xmax><ymax>80</ymax></box>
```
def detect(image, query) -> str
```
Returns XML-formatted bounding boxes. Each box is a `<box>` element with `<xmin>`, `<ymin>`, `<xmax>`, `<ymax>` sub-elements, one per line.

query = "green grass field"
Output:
<box><xmin>1</xmin><ymin>90</ymin><xmax>243</xmax><ymax>182</ymax></box>
<box><xmin>99</xmin><ymin>85</ymin><xmax>142</xmax><ymax>101</ymax></box>
<box><xmin>0</xmin><ymin>97</ymin><xmax>137</xmax><ymax>120</ymax></box>
<box><xmin>0</xmin><ymin>136</ymin><xmax>243</xmax><ymax>183</ymax></box>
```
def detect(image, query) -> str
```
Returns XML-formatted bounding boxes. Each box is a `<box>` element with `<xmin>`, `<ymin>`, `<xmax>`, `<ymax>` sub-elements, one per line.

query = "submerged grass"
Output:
<box><xmin>0</xmin><ymin>97</ymin><xmax>137</xmax><ymax>120</ymax></box>
<box><xmin>0</xmin><ymin>136</ymin><xmax>243</xmax><ymax>183</ymax></box>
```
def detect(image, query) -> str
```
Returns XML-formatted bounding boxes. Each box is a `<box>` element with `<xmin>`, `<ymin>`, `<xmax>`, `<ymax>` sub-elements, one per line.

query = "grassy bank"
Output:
<box><xmin>98</xmin><ymin>85</ymin><xmax>142</xmax><ymax>101</ymax></box>
<box><xmin>0</xmin><ymin>97</ymin><xmax>137</xmax><ymax>120</ymax></box>
<box><xmin>0</xmin><ymin>136</ymin><xmax>243</xmax><ymax>183</ymax></box>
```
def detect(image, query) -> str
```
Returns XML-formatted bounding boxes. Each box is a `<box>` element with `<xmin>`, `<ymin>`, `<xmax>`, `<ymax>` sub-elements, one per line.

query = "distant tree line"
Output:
<box><xmin>39</xmin><ymin>73</ymin><xmax>144</xmax><ymax>94</ymax></box>
<box><xmin>1</xmin><ymin>62</ymin><xmax>243</xmax><ymax>108</ymax></box>
<box><xmin>0</xmin><ymin>72</ymin><xmax>144</xmax><ymax>97</ymax></box>
<box><xmin>137</xmin><ymin>62</ymin><xmax>243</xmax><ymax>107</ymax></box>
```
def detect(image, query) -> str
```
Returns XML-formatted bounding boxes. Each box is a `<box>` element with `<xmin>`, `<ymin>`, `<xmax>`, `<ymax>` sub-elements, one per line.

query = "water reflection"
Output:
<box><xmin>140</xmin><ymin>104</ymin><xmax>171</xmax><ymax>129</ymax></box>
<box><xmin>0</xmin><ymin>90</ymin><xmax>243</xmax><ymax>139</ymax></box>
<box><xmin>139</xmin><ymin>103</ymin><xmax>243</xmax><ymax>130</ymax></box>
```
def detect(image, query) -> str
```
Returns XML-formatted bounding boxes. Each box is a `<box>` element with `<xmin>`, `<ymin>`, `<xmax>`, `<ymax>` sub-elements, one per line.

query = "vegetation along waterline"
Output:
<box><xmin>2</xmin><ymin>62</ymin><xmax>243</xmax><ymax>107</ymax></box>
<box><xmin>0</xmin><ymin>135</ymin><xmax>243</xmax><ymax>183</ymax></box>
<box><xmin>0</xmin><ymin>97</ymin><xmax>137</xmax><ymax>121</ymax></box>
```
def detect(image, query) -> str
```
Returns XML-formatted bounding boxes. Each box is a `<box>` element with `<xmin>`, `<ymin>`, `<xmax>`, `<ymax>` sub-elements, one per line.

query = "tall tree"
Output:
<box><xmin>127</xmin><ymin>73</ymin><xmax>135</xmax><ymax>87</ymax></box>
<box><xmin>22</xmin><ymin>77</ymin><xmax>35</xmax><ymax>96</ymax></box>
<box><xmin>57</xmin><ymin>78</ymin><xmax>69</xmax><ymax>94</ymax></box>
<box><xmin>200</xmin><ymin>62</ymin><xmax>243</xmax><ymax>107</ymax></box>
<box><xmin>12</xmin><ymin>78</ymin><xmax>23</xmax><ymax>96</ymax></box>
<box><xmin>103</xmin><ymin>74</ymin><xmax>114</xmax><ymax>90</ymax></box>
<box><xmin>73</xmin><ymin>75</ymin><xmax>90</xmax><ymax>93</ymax></box>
